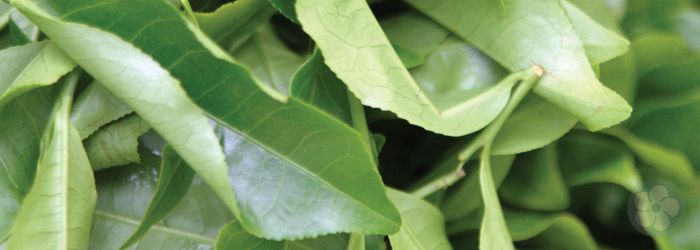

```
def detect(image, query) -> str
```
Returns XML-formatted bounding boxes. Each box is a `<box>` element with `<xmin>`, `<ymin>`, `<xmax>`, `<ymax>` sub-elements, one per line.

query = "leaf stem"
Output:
<box><xmin>410</xmin><ymin>66</ymin><xmax>540</xmax><ymax>198</ymax></box>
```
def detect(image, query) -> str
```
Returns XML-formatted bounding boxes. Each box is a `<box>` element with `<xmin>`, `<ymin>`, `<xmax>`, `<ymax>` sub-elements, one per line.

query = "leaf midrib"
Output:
<box><xmin>92</xmin><ymin>210</ymin><xmax>217</xmax><ymax>245</ymax></box>
<box><xmin>206</xmin><ymin>112</ymin><xmax>400</xmax><ymax>228</ymax></box>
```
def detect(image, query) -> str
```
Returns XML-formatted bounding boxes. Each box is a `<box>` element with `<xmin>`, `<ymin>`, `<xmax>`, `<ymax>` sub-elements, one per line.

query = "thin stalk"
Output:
<box><xmin>411</xmin><ymin>66</ymin><xmax>540</xmax><ymax>198</ymax></box>
<box><xmin>348</xmin><ymin>89</ymin><xmax>377</xmax><ymax>163</ymax></box>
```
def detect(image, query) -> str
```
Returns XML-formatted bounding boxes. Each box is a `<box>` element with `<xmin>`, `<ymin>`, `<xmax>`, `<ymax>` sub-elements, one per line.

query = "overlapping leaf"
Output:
<box><xmin>195</xmin><ymin>0</ymin><xmax>277</xmax><ymax>50</ymax></box>
<box><xmin>70</xmin><ymin>81</ymin><xmax>132</xmax><ymax>139</ymax></box>
<box><xmin>403</xmin><ymin>0</ymin><xmax>632</xmax><ymax>131</ymax></box>
<box><xmin>83</xmin><ymin>114</ymin><xmax>151</xmax><ymax>171</ymax></box>
<box><xmin>0</xmin><ymin>40</ymin><xmax>75</xmax><ymax>107</ymax></box>
<box><xmin>7</xmin><ymin>70</ymin><xmax>97</xmax><ymax>250</ymax></box>
<box><xmin>387</xmin><ymin>188</ymin><xmax>452</xmax><ymax>250</ymax></box>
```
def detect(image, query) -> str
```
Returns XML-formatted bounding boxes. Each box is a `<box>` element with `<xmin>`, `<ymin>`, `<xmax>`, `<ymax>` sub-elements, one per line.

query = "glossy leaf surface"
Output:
<box><xmin>404</xmin><ymin>0</ymin><xmax>632</xmax><ymax>131</ymax></box>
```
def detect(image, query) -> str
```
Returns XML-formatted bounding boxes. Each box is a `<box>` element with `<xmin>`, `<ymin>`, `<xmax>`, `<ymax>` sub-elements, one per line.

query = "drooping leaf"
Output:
<box><xmin>89</xmin><ymin>147</ymin><xmax>232</xmax><ymax>250</ymax></box>
<box><xmin>558</xmin><ymin>131</ymin><xmax>643</xmax><ymax>192</ymax></box>
<box><xmin>290</xmin><ymin>49</ymin><xmax>352</xmax><ymax>124</ymax></box>
<box><xmin>491</xmin><ymin>94</ymin><xmax>577</xmax><ymax>155</ymax></box>
<box><xmin>0</xmin><ymin>83</ymin><xmax>61</xmax><ymax>240</ymax></box>
<box><xmin>83</xmin><ymin>114</ymin><xmax>151</xmax><ymax>171</ymax></box>
<box><xmin>12</xmin><ymin>0</ymin><xmax>401</xmax><ymax>239</ymax></box>
<box><xmin>0</xmin><ymin>40</ymin><xmax>76</xmax><ymax>107</ymax></box>
<box><xmin>8</xmin><ymin>70</ymin><xmax>97</xmax><ymax>250</ymax></box>
<box><xmin>69</xmin><ymin>81</ymin><xmax>133</xmax><ymax>139</ymax></box>
<box><xmin>386</xmin><ymin>188</ymin><xmax>452</xmax><ymax>250</ymax></box>
<box><xmin>11</xmin><ymin>0</ymin><xmax>240</xmax><ymax>229</ymax></box>
<box><xmin>295</xmin><ymin>0</ymin><xmax>519</xmax><ymax>136</ymax></box>
<box><xmin>499</xmin><ymin>145</ymin><xmax>570</xmax><ymax>211</ymax></box>
<box><xmin>505</xmin><ymin>209</ymin><xmax>598</xmax><ymax>250</ymax></box>
<box><xmin>231</xmin><ymin>22</ymin><xmax>309</xmax><ymax>95</ymax></box>
<box><xmin>195</xmin><ymin>0</ymin><xmax>278</xmax><ymax>50</ymax></box>
<box><xmin>478</xmin><ymin>148</ymin><xmax>515</xmax><ymax>250</ymax></box>
<box><xmin>404</xmin><ymin>0</ymin><xmax>632</xmax><ymax>131</ymax></box>
<box><xmin>441</xmin><ymin>155</ymin><xmax>515</xmax><ymax>221</ymax></box>
<box><xmin>119</xmin><ymin>144</ymin><xmax>196</xmax><ymax>250</ymax></box>
<box><xmin>378</xmin><ymin>9</ymin><xmax>450</xmax><ymax>68</ymax></box>
<box><xmin>630</xmin><ymin>33</ymin><xmax>697</xmax><ymax>77</ymax></box>
<box><xmin>560</xmin><ymin>0</ymin><xmax>630</xmax><ymax>65</ymax></box>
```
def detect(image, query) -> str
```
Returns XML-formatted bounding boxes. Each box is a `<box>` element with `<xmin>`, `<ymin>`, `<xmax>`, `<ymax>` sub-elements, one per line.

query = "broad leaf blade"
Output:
<box><xmin>89</xmin><ymin>147</ymin><xmax>232</xmax><ymax>250</ymax></box>
<box><xmin>195</xmin><ymin>0</ymin><xmax>277</xmax><ymax>49</ymax></box>
<box><xmin>119</xmin><ymin>145</ymin><xmax>195</xmax><ymax>250</ymax></box>
<box><xmin>0</xmin><ymin>40</ymin><xmax>76</xmax><ymax>107</ymax></box>
<box><xmin>215</xmin><ymin>220</ymin><xmax>285</xmax><ymax>250</ymax></box>
<box><xmin>561</xmin><ymin>0</ymin><xmax>630</xmax><ymax>65</ymax></box>
<box><xmin>387</xmin><ymin>188</ymin><xmax>452</xmax><ymax>250</ymax></box>
<box><xmin>13</xmin><ymin>0</ymin><xmax>401</xmax><ymax>239</ymax></box>
<box><xmin>505</xmin><ymin>209</ymin><xmax>598</xmax><ymax>250</ymax></box>
<box><xmin>379</xmin><ymin>9</ymin><xmax>450</xmax><ymax>68</ymax></box>
<box><xmin>12</xmin><ymin>0</ymin><xmax>240</xmax><ymax>225</ymax></box>
<box><xmin>84</xmin><ymin>114</ymin><xmax>150</xmax><ymax>171</ymax></box>
<box><xmin>404</xmin><ymin>0</ymin><xmax>632</xmax><ymax>131</ymax></box>
<box><xmin>0</xmin><ymin>84</ymin><xmax>61</xmax><ymax>240</ymax></box>
<box><xmin>8</xmin><ymin>70</ymin><xmax>97</xmax><ymax>250</ymax></box>
<box><xmin>70</xmin><ymin>81</ymin><xmax>132</xmax><ymax>139</ymax></box>
<box><xmin>295</xmin><ymin>0</ymin><xmax>515</xmax><ymax>136</ymax></box>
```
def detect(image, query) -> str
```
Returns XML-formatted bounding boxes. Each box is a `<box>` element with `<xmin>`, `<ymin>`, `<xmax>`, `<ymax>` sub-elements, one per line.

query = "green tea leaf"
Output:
<box><xmin>89</xmin><ymin>147</ymin><xmax>233</xmax><ymax>250</ymax></box>
<box><xmin>499</xmin><ymin>145</ymin><xmax>570</xmax><ymax>211</ymax></box>
<box><xmin>231</xmin><ymin>22</ymin><xmax>309</xmax><ymax>96</ymax></box>
<box><xmin>70</xmin><ymin>81</ymin><xmax>133</xmax><ymax>139</ymax></box>
<box><xmin>12</xmin><ymin>0</ymin><xmax>240</xmax><ymax>227</ymax></box>
<box><xmin>195</xmin><ymin>0</ymin><xmax>277</xmax><ymax>49</ymax></box>
<box><xmin>215</xmin><ymin>220</ymin><xmax>285</xmax><ymax>250</ymax></box>
<box><xmin>295</xmin><ymin>0</ymin><xmax>517</xmax><ymax>136</ymax></box>
<box><xmin>491</xmin><ymin>94</ymin><xmax>577</xmax><ymax>155</ymax></box>
<box><xmin>12</xmin><ymin>0</ymin><xmax>401</xmax><ymax>239</ymax></box>
<box><xmin>8</xmin><ymin>10</ymin><xmax>36</xmax><ymax>45</ymax></box>
<box><xmin>0</xmin><ymin>3</ymin><xmax>12</xmax><ymax>29</ymax></box>
<box><xmin>631</xmin><ymin>33</ymin><xmax>697</xmax><ymax>77</ymax></box>
<box><xmin>441</xmin><ymin>155</ymin><xmax>515</xmax><ymax>221</ymax></box>
<box><xmin>83</xmin><ymin>114</ymin><xmax>151</xmax><ymax>171</ymax></box>
<box><xmin>379</xmin><ymin>9</ymin><xmax>450</xmax><ymax>68</ymax></box>
<box><xmin>8</xmin><ymin>70</ymin><xmax>97</xmax><ymax>250</ymax></box>
<box><xmin>290</xmin><ymin>49</ymin><xmax>352</xmax><ymax>124</ymax></box>
<box><xmin>0</xmin><ymin>83</ymin><xmax>61</xmax><ymax>240</ymax></box>
<box><xmin>119</xmin><ymin>145</ymin><xmax>196</xmax><ymax>250</ymax></box>
<box><xmin>0</xmin><ymin>40</ymin><xmax>76</xmax><ymax>107</ymax></box>
<box><xmin>504</xmin><ymin>209</ymin><xmax>598</xmax><ymax>250</ymax></box>
<box><xmin>387</xmin><ymin>188</ymin><xmax>452</xmax><ymax>250</ymax></box>
<box><xmin>560</xmin><ymin>0</ymin><xmax>630</xmax><ymax>65</ymax></box>
<box><xmin>558</xmin><ymin>131</ymin><xmax>643</xmax><ymax>192</ymax></box>
<box><xmin>404</xmin><ymin>0</ymin><xmax>632</xmax><ymax>131</ymax></box>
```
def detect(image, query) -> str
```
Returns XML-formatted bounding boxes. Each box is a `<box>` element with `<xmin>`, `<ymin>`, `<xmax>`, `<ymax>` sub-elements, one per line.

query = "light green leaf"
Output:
<box><xmin>499</xmin><ymin>145</ymin><xmax>570</xmax><ymax>211</ymax></box>
<box><xmin>441</xmin><ymin>155</ymin><xmax>515</xmax><ymax>222</ymax></box>
<box><xmin>215</xmin><ymin>220</ymin><xmax>285</xmax><ymax>250</ymax></box>
<box><xmin>504</xmin><ymin>209</ymin><xmax>598</xmax><ymax>250</ymax></box>
<box><xmin>404</xmin><ymin>0</ymin><xmax>632</xmax><ymax>131</ymax></box>
<box><xmin>231</xmin><ymin>22</ymin><xmax>309</xmax><ymax>96</ymax></box>
<box><xmin>387</xmin><ymin>188</ymin><xmax>452</xmax><ymax>250</ymax></box>
<box><xmin>70</xmin><ymin>81</ymin><xmax>133</xmax><ymax>139</ymax></box>
<box><xmin>290</xmin><ymin>49</ymin><xmax>353</xmax><ymax>124</ymax></box>
<box><xmin>8</xmin><ymin>70</ymin><xmax>97</xmax><ymax>250</ymax></box>
<box><xmin>347</xmin><ymin>233</ymin><xmax>365</xmax><ymax>250</ymax></box>
<box><xmin>410</xmin><ymin>36</ymin><xmax>510</xmax><ymax>113</ymax></box>
<box><xmin>478</xmin><ymin>147</ymin><xmax>515</xmax><ymax>250</ymax></box>
<box><xmin>0</xmin><ymin>82</ymin><xmax>61</xmax><ymax>240</ymax></box>
<box><xmin>12</xmin><ymin>0</ymin><xmax>241</xmax><ymax>228</ymax></box>
<box><xmin>561</xmin><ymin>0</ymin><xmax>630</xmax><ymax>65</ymax></box>
<box><xmin>0</xmin><ymin>40</ymin><xmax>76</xmax><ymax>107</ymax></box>
<box><xmin>379</xmin><ymin>9</ymin><xmax>450</xmax><ymax>68</ymax></box>
<box><xmin>0</xmin><ymin>2</ymin><xmax>11</xmax><ymax>28</ymax></box>
<box><xmin>14</xmin><ymin>0</ymin><xmax>401</xmax><ymax>239</ymax></box>
<box><xmin>558</xmin><ymin>131</ymin><xmax>643</xmax><ymax>192</ymax></box>
<box><xmin>295</xmin><ymin>0</ymin><xmax>517</xmax><ymax>136</ymax></box>
<box><xmin>195</xmin><ymin>0</ymin><xmax>277</xmax><ymax>50</ymax></box>
<box><xmin>119</xmin><ymin>145</ymin><xmax>196</xmax><ymax>250</ymax></box>
<box><xmin>89</xmin><ymin>147</ymin><xmax>233</xmax><ymax>250</ymax></box>
<box><xmin>491</xmin><ymin>94</ymin><xmax>577</xmax><ymax>155</ymax></box>
<box><xmin>83</xmin><ymin>114</ymin><xmax>151</xmax><ymax>171</ymax></box>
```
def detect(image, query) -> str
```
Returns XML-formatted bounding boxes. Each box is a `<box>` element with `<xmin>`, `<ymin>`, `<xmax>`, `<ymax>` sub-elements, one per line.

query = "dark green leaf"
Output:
<box><xmin>195</xmin><ymin>0</ymin><xmax>277</xmax><ymax>50</ymax></box>
<box><xmin>69</xmin><ymin>81</ymin><xmax>132</xmax><ymax>139</ymax></box>
<box><xmin>379</xmin><ymin>9</ymin><xmax>450</xmax><ymax>68</ymax></box>
<box><xmin>215</xmin><ymin>220</ymin><xmax>285</xmax><ymax>250</ymax></box>
<box><xmin>119</xmin><ymin>145</ymin><xmax>196</xmax><ymax>250</ymax></box>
